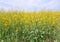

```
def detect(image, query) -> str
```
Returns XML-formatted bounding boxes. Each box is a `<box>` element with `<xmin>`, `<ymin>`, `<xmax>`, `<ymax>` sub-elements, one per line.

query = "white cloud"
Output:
<box><xmin>40</xmin><ymin>0</ymin><xmax>57</xmax><ymax>9</ymax></box>
<box><xmin>0</xmin><ymin>0</ymin><xmax>59</xmax><ymax>11</ymax></box>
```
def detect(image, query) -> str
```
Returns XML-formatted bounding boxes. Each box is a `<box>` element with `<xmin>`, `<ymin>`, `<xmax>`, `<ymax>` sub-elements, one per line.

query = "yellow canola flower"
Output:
<box><xmin>0</xmin><ymin>11</ymin><xmax>60</xmax><ymax>30</ymax></box>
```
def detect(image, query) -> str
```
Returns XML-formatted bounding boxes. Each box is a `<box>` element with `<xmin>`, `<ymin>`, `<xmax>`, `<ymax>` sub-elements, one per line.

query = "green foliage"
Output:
<box><xmin>0</xmin><ymin>11</ymin><xmax>60</xmax><ymax>42</ymax></box>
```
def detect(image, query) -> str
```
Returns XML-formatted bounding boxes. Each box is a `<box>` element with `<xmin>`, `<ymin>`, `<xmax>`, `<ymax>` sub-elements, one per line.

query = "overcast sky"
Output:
<box><xmin>0</xmin><ymin>0</ymin><xmax>60</xmax><ymax>11</ymax></box>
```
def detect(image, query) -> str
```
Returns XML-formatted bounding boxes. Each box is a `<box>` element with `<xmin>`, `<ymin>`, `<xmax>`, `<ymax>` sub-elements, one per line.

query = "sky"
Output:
<box><xmin>0</xmin><ymin>0</ymin><xmax>60</xmax><ymax>11</ymax></box>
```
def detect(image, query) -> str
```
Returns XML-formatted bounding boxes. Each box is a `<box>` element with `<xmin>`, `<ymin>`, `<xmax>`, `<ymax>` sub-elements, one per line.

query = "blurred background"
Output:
<box><xmin>0</xmin><ymin>0</ymin><xmax>60</xmax><ymax>11</ymax></box>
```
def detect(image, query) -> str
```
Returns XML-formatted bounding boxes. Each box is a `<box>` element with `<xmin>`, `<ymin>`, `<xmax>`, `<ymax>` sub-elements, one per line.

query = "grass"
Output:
<box><xmin>0</xmin><ymin>11</ymin><xmax>60</xmax><ymax>42</ymax></box>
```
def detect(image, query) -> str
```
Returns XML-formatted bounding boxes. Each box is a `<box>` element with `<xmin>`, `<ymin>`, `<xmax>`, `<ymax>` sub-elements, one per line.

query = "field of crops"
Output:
<box><xmin>0</xmin><ymin>11</ymin><xmax>60</xmax><ymax>42</ymax></box>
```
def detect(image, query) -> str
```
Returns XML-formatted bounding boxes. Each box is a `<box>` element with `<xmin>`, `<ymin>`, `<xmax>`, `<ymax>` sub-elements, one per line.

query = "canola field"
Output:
<box><xmin>0</xmin><ymin>11</ymin><xmax>60</xmax><ymax>42</ymax></box>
